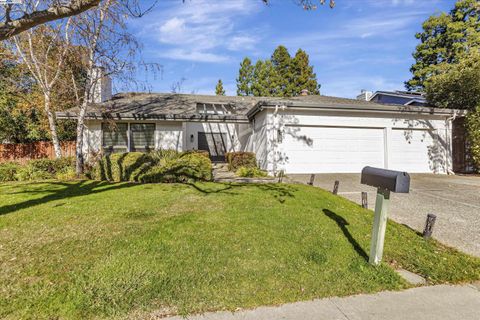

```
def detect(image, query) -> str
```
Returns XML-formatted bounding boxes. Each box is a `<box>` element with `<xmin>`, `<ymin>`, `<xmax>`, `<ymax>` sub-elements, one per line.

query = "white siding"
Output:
<box><xmin>155</xmin><ymin>122</ymin><xmax>183</xmax><ymax>151</ymax></box>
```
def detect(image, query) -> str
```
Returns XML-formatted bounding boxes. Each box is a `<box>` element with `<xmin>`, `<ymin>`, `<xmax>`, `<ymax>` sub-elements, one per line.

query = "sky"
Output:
<box><xmin>127</xmin><ymin>0</ymin><xmax>456</xmax><ymax>99</ymax></box>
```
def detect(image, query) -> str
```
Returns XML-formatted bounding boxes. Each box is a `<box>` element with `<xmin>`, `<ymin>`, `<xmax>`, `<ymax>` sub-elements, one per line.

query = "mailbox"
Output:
<box><xmin>361</xmin><ymin>166</ymin><xmax>410</xmax><ymax>193</ymax></box>
<box><xmin>360</xmin><ymin>166</ymin><xmax>410</xmax><ymax>265</ymax></box>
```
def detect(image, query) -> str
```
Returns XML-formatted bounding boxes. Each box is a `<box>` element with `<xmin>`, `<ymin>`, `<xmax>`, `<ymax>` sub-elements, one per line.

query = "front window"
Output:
<box><xmin>102</xmin><ymin>123</ymin><xmax>128</xmax><ymax>153</ymax></box>
<box><xmin>102</xmin><ymin>122</ymin><xmax>155</xmax><ymax>153</ymax></box>
<box><xmin>130</xmin><ymin>123</ymin><xmax>155</xmax><ymax>152</ymax></box>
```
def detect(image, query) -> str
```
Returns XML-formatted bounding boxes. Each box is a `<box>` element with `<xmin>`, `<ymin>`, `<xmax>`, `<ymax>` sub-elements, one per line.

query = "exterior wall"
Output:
<box><xmin>155</xmin><ymin>122</ymin><xmax>183</xmax><ymax>151</ymax></box>
<box><xmin>254</xmin><ymin>108</ymin><xmax>452</xmax><ymax>174</ymax></box>
<box><xmin>82</xmin><ymin>120</ymin><xmax>102</xmax><ymax>161</ymax></box>
<box><xmin>184</xmin><ymin>122</ymin><xmax>246</xmax><ymax>152</ymax></box>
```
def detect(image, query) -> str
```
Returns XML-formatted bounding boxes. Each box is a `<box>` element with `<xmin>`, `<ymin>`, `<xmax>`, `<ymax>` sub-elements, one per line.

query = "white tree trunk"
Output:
<box><xmin>75</xmin><ymin>99</ymin><xmax>88</xmax><ymax>175</ymax></box>
<box><xmin>44</xmin><ymin>93</ymin><xmax>62</xmax><ymax>159</ymax></box>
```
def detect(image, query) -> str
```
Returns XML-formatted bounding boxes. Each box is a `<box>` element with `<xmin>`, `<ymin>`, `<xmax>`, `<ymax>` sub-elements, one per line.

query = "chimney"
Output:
<box><xmin>356</xmin><ymin>89</ymin><xmax>372</xmax><ymax>101</ymax></box>
<box><xmin>300</xmin><ymin>89</ymin><xmax>309</xmax><ymax>96</ymax></box>
<box><xmin>89</xmin><ymin>66</ymin><xmax>112</xmax><ymax>103</ymax></box>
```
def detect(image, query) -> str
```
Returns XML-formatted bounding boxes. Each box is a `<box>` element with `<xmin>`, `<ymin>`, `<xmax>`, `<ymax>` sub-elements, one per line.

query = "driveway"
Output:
<box><xmin>287</xmin><ymin>173</ymin><xmax>480</xmax><ymax>257</ymax></box>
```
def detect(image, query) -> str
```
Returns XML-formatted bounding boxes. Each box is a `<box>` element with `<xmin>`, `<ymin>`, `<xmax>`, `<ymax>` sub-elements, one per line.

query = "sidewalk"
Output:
<box><xmin>166</xmin><ymin>284</ymin><xmax>480</xmax><ymax>320</ymax></box>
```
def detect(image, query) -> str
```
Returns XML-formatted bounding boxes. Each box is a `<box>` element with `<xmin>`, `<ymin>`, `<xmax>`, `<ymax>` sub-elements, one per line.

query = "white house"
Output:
<box><xmin>56</xmin><ymin>91</ymin><xmax>461</xmax><ymax>175</ymax></box>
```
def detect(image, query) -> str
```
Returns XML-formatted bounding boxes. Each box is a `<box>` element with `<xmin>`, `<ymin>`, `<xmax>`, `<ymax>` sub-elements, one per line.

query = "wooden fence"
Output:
<box><xmin>0</xmin><ymin>141</ymin><xmax>76</xmax><ymax>163</ymax></box>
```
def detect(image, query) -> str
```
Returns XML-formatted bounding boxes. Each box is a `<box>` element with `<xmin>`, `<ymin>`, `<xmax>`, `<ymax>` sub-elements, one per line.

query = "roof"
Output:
<box><xmin>56</xmin><ymin>92</ymin><xmax>459</xmax><ymax>122</ymax></box>
<box><xmin>369</xmin><ymin>90</ymin><xmax>427</xmax><ymax>102</ymax></box>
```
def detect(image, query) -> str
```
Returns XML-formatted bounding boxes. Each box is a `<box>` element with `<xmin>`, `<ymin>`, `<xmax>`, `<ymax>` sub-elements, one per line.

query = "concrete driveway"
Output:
<box><xmin>287</xmin><ymin>173</ymin><xmax>480</xmax><ymax>257</ymax></box>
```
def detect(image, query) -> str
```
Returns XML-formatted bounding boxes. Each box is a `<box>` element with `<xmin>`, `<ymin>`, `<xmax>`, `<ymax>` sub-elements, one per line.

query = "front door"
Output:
<box><xmin>198</xmin><ymin>132</ymin><xmax>227</xmax><ymax>162</ymax></box>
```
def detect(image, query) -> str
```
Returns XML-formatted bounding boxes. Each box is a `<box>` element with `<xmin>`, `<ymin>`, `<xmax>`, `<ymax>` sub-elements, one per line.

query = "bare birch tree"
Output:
<box><xmin>11</xmin><ymin>18</ymin><xmax>73</xmax><ymax>158</ymax></box>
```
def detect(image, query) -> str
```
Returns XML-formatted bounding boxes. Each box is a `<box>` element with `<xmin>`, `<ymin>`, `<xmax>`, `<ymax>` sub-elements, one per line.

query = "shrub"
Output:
<box><xmin>236</xmin><ymin>166</ymin><xmax>268</xmax><ymax>178</ymax></box>
<box><xmin>183</xmin><ymin>149</ymin><xmax>210</xmax><ymax>159</ymax></box>
<box><xmin>139</xmin><ymin>152</ymin><xmax>212</xmax><ymax>183</ymax></box>
<box><xmin>28</xmin><ymin>157</ymin><xmax>75</xmax><ymax>175</ymax></box>
<box><xmin>15</xmin><ymin>163</ymin><xmax>53</xmax><ymax>181</ymax></box>
<box><xmin>147</xmin><ymin>149</ymin><xmax>182</xmax><ymax>165</ymax></box>
<box><xmin>56</xmin><ymin>167</ymin><xmax>77</xmax><ymax>181</ymax></box>
<box><xmin>0</xmin><ymin>162</ymin><xmax>21</xmax><ymax>182</ymax></box>
<box><xmin>92</xmin><ymin>152</ymin><xmax>154</xmax><ymax>182</ymax></box>
<box><xmin>225</xmin><ymin>152</ymin><xmax>257</xmax><ymax>171</ymax></box>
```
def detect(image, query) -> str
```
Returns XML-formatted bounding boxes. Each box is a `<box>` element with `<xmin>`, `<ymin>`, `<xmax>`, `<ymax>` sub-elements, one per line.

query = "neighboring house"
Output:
<box><xmin>357</xmin><ymin>90</ymin><xmax>428</xmax><ymax>107</ymax></box>
<box><xmin>57</xmin><ymin>83</ymin><xmax>464</xmax><ymax>175</ymax></box>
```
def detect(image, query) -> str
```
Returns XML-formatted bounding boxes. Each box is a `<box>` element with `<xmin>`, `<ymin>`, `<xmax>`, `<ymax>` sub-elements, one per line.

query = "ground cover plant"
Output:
<box><xmin>0</xmin><ymin>181</ymin><xmax>479</xmax><ymax>319</ymax></box>
<box><xmin>0</xmin><ymin>157</ymin><xmax>76</xmax><ymax>182</ymax></box>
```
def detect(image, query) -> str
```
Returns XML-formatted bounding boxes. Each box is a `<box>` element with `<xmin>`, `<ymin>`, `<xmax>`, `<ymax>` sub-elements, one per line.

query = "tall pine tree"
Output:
<box><xmin>236</xmin><ymin>46</ymin><xmax>321</xmax><ymax>97</ymax></box>
<box><xmin>406</xmin><ymin>0</ymin><xmax>480</xmax><ymax>91</ymax></box>
<box><xmin>215</xmin><ymin>79</ymin><xmax>225</xmax><ymax>95</ymax></box>
<box><xmin>271</xmin><ymin>45</ymin><xmax>294</xmax><ymax>97</ymax></box>
<box><xmin>236</xmin><ymin>57</ymin><xmax>254</xmax><ymax>96</ymax></box>
<box><xmin>292</xmin><ymin>49</ymin><xmax>320</xmax><ymax>95</ymax></box>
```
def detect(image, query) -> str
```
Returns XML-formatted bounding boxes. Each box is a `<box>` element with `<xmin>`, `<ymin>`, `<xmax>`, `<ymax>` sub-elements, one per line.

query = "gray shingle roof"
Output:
<box><xmin>56</xmin><ymin>92</ymin><xmax>458</xmax><ymax>121</ymax></box>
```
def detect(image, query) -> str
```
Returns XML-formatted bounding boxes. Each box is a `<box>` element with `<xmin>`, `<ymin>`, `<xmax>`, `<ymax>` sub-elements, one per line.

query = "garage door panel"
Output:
<box><xmin>281</xmin><ymin>126</ymin><xmax>385</xmax><ymax>173</ymax></box>
<box><xmin>389</xmin><ymin>129</ymin><xmax>436</xmax><ymax>173</ymax></box>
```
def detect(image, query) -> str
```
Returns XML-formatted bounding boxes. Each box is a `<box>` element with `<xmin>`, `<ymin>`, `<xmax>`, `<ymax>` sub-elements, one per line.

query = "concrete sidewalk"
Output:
<box><xmin>166</xmin><ymin>284</ymin><xmax>480</xmax><ymax>320</ymax></box>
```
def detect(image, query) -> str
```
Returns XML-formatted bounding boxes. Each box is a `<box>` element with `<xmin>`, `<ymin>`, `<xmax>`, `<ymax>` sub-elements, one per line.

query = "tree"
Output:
<box><xmin>236</xmin><ymin>57</ymin><xmax>254</xmax><ymax>96</ymax></box>
<box><xmin>406</xmin><ymin>0</ymin><xmax>480</xmax><ymax>91</ymax></box>
<box><xmin>215</xmin><ymin>79</ymin><xmax>225</xmax><ymax>95</ymax></box>
<box><xmin>271</xmin><ymin>45</ymin><xmax>294</xmax><ymax>97</ymax></box>
<box><xmin>0</xmin><ymin>0</ymin><xmax>101</xmax><ymax>40</ymax></box>
<box><xmin>237</xmin><ymin>46</ymin><xmax>321</xmax><ymax>97</ymax></box>
<box><xmin>292</xmin><ymin>49</ymin><xmax>320</xmax><ymax>95</ymax></box>
<box><xmin>12</xmin><ymin>20</ymin><xmax>73</xmax><ymax>158</ymax></box>
<box><xmin>251</xmin><ymin>60</ymin><xmax>276</xmax><ymax>97</ymax></box>
<box><xmin>425</xmin><ymin>52</ymin><xmax>480</xmax><ymax>168</ymax></box>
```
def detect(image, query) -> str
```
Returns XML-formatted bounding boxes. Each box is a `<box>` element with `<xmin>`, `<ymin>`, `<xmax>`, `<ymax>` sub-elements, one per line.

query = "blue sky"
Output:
<box><xmin>127</xmin><ymin>0</ymin><xmax>455</xmax><ymax>98</ymax></box>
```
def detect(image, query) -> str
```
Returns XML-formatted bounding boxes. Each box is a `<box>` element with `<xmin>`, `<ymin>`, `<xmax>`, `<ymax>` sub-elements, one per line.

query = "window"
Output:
<box><xmin>102</xmin><ymin>123</ymin><xmax>128</xmax><ymax>153</ymax></box>
<box><xmin>130</xmin><ymin>123</ymin><xmax>155</xmax><ymax>152</ymax></box>
<box><xmin>196</xmin><ymin>103</ymin><xmax>234</xmax><ymax>115</ymax></box>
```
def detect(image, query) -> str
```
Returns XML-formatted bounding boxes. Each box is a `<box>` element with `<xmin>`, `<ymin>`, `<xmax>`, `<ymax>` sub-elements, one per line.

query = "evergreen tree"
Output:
<box><xmin>236</xmin><ymin>57</ymin><xmax>254</xmax><ymax>96</ymax></box>
<box><xmin>215</xmin><ymin>79</ymin><xmax>226</xmax><ymax>95</ymax></box>
<box><xmin>252</xmin><ymin>60</ymin><xmax>276</xmax><ymax>97</ymax></box>
<box><xmin>292</xmin><ymin>49</ymin><xmax>320</xmax><ymax>95</ymax></box>
<box><xmin>271</xmin><ymin>45</ymin><xmax>294</xmax><ymax>97</ymax></box>
<box><xmin>406</xmin><ymin>0</ymin><xmax>480</xmax><ymax>91</ymax></box>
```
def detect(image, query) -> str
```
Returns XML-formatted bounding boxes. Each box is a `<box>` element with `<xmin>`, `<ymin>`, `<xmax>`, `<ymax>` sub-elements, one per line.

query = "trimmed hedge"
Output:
<box><xmin>225</xmin><ymin>152</ymin><xmax>257</xmax><ymax>171</ymax></box>
<box><xmin>0</xmin><ymin>157</ymin><xmax>76</xmax><ymax>182</ymax></box>
<box><xmin>92</xmin><ymin>150</ymin><xmax>212</xmax><ymax>183</ymax></box>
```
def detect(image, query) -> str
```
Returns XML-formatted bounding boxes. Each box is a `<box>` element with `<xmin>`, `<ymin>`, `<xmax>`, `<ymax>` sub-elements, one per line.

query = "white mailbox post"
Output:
<box><xmin>361</xmin><ymin>166</ymin><xmax>410</xmax><ymax>265</ymax></box>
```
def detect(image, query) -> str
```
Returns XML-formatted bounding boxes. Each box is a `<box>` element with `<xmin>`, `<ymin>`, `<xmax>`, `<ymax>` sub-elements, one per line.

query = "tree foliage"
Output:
<box><xmin>237</xmin><ymin>45</ymin><xmax>320</xmax><ymax>97</ymax></box>
<box><xmin>425</xmin><ymin>52</ymin><xmax>480</xmax><ymax>168</ymax></box>
<box><xmin>406</xmin><ymin>0</ymin><xmax>480</xmax><ymax>91</ymax></box>
<box><xmin>215</xmin><ymin>79</ymin><xmax>225</xmax><ymax>95</ymax></box>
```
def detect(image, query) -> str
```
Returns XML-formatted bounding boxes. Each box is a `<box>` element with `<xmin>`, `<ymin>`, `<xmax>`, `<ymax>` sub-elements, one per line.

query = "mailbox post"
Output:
<box><xmin>361</xmin><ymin>166</ymin><xmax>410</xmax><ymax>265</ymax></box>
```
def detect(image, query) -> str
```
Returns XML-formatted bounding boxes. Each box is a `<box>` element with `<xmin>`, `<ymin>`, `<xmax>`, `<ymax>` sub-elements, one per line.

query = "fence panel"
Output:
<box><xmin>0</xmin><ymin>141</ymin><xmax>76</xmax><ymax>163</ymax></box>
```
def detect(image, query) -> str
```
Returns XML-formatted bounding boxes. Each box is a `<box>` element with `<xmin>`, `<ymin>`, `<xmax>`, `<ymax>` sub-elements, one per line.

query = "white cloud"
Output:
<box><xmin>141</xmin><ymin>0</ymin><xmax>263</xmax><ymax>63</ymax></box>
<box><xmin>158</xmin><ymin>49</ymin><xmax>231</xmax><ymax>63</ymax></box>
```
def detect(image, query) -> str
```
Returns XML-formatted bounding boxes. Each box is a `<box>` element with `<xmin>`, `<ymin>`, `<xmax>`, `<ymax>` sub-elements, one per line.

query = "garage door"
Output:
<box><xmin>280</xmin><ymin>126</ymin><xmax>385</xmax><ymax>173</ymax></box>
<box><xmin>389</xmin><ymin>129</ymin><xmax>436</xmax><ymax>173</ymax></box>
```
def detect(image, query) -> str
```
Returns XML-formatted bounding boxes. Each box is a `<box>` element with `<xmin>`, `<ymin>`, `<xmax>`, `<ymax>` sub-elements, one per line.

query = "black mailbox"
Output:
<box><xmin>361</xmin><ymin>166</ymin><xmax>410</xmax><ymax>193</ymax></box>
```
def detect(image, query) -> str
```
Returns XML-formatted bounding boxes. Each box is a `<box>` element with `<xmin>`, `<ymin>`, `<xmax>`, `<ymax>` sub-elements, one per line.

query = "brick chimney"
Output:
<box><xmin>300</xmin><ymin>89</ymin><xmax>309</xmax><ymax>96</ymax></box>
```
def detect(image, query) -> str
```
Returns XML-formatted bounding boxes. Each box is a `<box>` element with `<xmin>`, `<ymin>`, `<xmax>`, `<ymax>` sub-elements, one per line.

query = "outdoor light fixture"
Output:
<box><xmin>190</xmin><ymin>134</ymin><xmax>194</xmax><ymax>143</ymax></box>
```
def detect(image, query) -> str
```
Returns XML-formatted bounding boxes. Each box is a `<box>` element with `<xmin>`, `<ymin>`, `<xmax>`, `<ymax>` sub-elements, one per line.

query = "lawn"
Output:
<box><xmin>0</xmin><ymin>181</ymin><xmax>479</xmax><ymax>319</ymax></box>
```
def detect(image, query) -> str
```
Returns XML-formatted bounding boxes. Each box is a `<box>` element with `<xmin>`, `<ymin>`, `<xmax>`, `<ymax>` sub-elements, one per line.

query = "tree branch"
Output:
<box><xmin>0</xmin><ymin>0</ymin><xmax>100</xmax><ymax>40</ymax></box>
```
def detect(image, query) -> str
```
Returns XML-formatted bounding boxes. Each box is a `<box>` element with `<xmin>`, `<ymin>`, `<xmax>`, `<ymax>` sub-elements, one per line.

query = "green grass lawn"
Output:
<box><xmin>0</xmin><ymin>181</ymin><xmax>479</xmax><ymax>319</ymax></box>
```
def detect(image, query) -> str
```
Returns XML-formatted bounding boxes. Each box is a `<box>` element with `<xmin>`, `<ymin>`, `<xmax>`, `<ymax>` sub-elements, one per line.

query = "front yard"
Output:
<box><xmin>0</xmin><ymin>181</ymin><xmax>479</xmax><ymax>319</ymax></box>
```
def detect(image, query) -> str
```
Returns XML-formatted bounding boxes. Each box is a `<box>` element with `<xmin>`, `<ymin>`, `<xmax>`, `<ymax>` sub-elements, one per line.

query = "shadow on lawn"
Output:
<box><xmin>188</xmin><ymin>182</ymin><xmax>297</xmax><ymax>203</ymax></box>
<box><xmin>323</xmin><ymin>209</ymin><xmax>369</xmax><ymax>261</ymax></box>
<box><xmin>0</xmin><ymin>181</ymin><xmax>136</xmax><ymax>216</ymax></box>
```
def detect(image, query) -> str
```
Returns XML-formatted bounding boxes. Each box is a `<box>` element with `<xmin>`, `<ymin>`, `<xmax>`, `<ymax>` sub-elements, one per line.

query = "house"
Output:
<box><xmin>57</xmin><ymin>85</ymin><xmax>463</xmax><ymax>175</ymax></box>
<box><xmin>357</xmin><ymin>90</ymin><xmax>428</xmax><ymax>107</ymax></box>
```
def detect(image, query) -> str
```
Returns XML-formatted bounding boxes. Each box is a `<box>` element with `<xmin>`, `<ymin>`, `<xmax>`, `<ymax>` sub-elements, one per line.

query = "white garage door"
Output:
<box><xmin>389</xmin><ymin>129</ymin><xmax>436</xmax><ymax>173</ymax></box>
<box><xmin>280</xmin><ymin>126</ymin><xmax>385</xmax><ymax>173</ymax></box>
